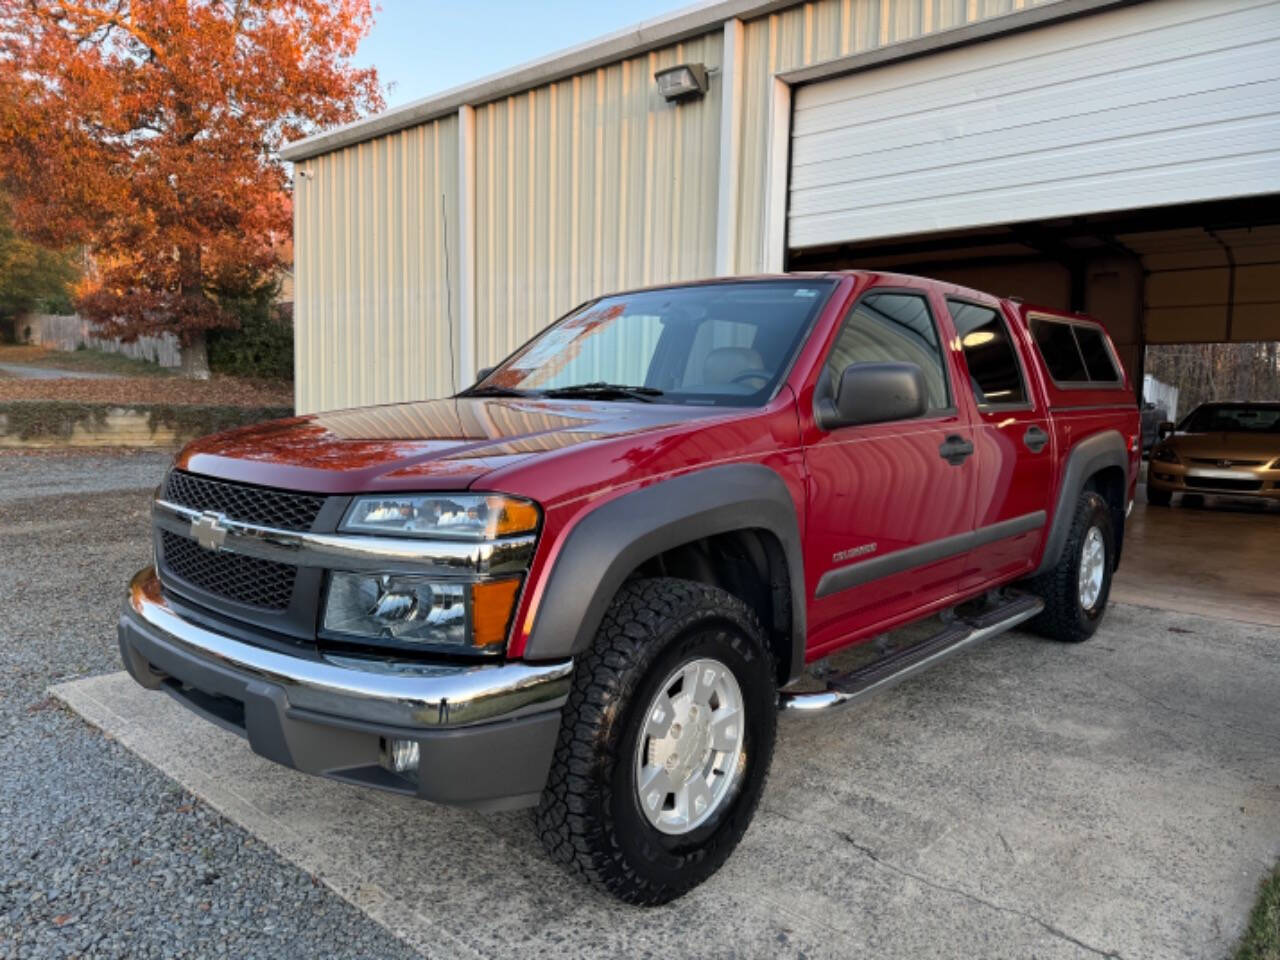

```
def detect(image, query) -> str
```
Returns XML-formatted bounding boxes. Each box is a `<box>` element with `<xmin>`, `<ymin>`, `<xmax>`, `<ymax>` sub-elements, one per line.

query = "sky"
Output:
<box><xmin>354</xmin><ymin>0</ymin><xmax>697</xmax><ymax>110</ymax></box>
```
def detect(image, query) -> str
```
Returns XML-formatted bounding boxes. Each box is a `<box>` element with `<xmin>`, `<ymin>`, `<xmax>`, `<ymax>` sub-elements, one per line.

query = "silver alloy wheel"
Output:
<box><xmin>635</xmin><ymin>657</ymin><xmax>745</xmax><ymax>836</ymax></box>
<box><xmin>1078</xmin><ymin>526</ymin><xmax>1106</xmax><ymax>611</ymax></box>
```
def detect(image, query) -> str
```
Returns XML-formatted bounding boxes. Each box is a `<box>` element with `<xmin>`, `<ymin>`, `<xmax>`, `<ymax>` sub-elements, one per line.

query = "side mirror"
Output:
<box><xmin>817</xmin><ymin>362</ymin><xmax>927</xmax><ymax>430</ymax></box>
<box><xmin>1157</xmin><ymin>420</ymin><xmax>1174</xmax><ymax>440</ymax></box>
<box><xmin>473</xmin><ymin>365</ymin><xmax>495</xmax><ymax>385</ymax></box>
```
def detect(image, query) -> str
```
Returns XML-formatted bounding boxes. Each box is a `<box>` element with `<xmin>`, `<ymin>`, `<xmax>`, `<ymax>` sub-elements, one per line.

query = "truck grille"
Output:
<box><xmin>160</xmin><ymin>531</ymin><xmax>297</xmax><ymax>610</ymax></box>
<box><xmin>164</xmin><ymin>470</ymin><xmax>325</xmax><ymax>531</ymax></box>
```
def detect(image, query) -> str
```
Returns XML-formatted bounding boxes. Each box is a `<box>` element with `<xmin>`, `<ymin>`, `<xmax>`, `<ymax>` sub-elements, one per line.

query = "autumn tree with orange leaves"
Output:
<box><xmin>0</xmin><ymin>0</ymin><xmax>381</xmax><ymax>376</ymax></box>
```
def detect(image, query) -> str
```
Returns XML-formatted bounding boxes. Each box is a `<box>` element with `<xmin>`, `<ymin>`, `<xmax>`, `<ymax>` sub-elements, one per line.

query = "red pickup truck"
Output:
<box><xmin>119</xmin><ymin>271</ymin><xmax>1138</xmax><ymax>904</ymax></box>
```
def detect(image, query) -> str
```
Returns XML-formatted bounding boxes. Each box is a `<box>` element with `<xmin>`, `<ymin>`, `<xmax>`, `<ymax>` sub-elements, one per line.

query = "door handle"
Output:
<box><xmin>938</xmin><ymin>434</ymin><xmax>974</xmax><ymax>466</ymax></box>
<box><xmin>1023</xmin><ymin>425</ymin><xmax>1049</xmax><ymax>453</ymax></box>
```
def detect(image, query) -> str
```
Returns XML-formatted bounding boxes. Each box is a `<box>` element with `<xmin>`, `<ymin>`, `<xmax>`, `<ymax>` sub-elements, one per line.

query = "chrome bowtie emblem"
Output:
<box><xmin>191</xmin><ymin>511</ymin><xmax>229</xmax><ymax>551</ymax></box>
<box><xmin>1218</xmin><ymin>459</ymin><xmax>1233</xmax><ymax>468</ymax></box>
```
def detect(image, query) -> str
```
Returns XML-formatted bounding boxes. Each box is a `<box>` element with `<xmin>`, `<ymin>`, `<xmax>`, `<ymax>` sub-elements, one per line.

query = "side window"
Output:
<box><xmin>1074</xmin><ymin>326</ymin><xmax>1120</xmax><ymax>382</ymax></box>
<box><xmin>1031</xmin><ymin>317</ymin><xmax>1121</xmax><ymax>385</ymax></box>
<box><xmin>947</xmin><ymin>300</ymin><xmax>1027</xmax><ymax>406</ymax></box>
<box><xmin>1031</xmin><ymin>318</ymin><xmax>1088</xmax><ymax>383</ymax></box>
<box><xmin>825</xmin><ymin>292</ymin><xmax>949</xmax><ymax>413</ymax></box>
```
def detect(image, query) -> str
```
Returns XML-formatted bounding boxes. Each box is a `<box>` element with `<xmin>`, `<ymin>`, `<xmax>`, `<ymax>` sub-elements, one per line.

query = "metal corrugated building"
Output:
<box><xmin>283</xmin><ymin>0</ymin><xmax>1280</xmax><ymax>414</ymax></box>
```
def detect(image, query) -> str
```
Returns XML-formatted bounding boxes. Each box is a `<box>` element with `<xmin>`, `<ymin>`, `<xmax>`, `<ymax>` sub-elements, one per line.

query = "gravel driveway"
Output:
<box><xmin>0</xmin><ymin>451</ymin><xmax>419</xmax><ymax>960</ymax></box>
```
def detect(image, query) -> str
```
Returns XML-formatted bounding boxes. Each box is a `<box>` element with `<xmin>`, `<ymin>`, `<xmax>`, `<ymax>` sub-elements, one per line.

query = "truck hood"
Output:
<box><xmin>1167</xmin><ymin>431</ymin><xmax>1280</xmax><ymax>463</ymax></box>
<box><xmin>176</xmin><ymin>397</ymin><xmax>719</xmax><ymax>493</ymax></box>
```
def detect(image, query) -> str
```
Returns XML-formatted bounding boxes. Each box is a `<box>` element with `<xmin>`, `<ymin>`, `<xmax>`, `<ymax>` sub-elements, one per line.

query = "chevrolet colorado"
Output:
<box><xmin>118</xmin><ymin>271</ymin><xmax>1139</xmax><ymax>904</ymax></box>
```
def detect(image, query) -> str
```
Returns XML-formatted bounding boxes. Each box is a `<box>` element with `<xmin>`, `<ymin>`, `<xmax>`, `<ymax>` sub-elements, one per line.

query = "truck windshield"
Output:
<box><xmin>466</xmin><ymin>279</ymin><xmax>838</xmax><ymax>407</ymax></box>
<box><xmin>1179</xmin><ymin>403</ymin><xmax>1280</xmax><ymax>434</ymax></box>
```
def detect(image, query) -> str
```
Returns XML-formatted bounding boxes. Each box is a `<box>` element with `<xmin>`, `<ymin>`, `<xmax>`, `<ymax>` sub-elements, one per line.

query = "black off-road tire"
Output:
<box><xmin>535</xmin><ymin>577</ymin><xmax>777</xmax><ymax>906</ymax></box>
<box><xmin>1145</xmin><ymin>485</ymin><xmax>1172</xmax><ymax>507</ymax></box>
<box><xmin>1025</xmin><ymin>490</ymin><xmax>1115</xmax><ymax>643</ymax></box>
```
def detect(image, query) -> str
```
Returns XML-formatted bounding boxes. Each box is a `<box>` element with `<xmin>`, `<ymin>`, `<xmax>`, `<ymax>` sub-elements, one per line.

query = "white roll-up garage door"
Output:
<box><xmin>787</xmin><ymin>0</ymin><xmax>1280</xmax><ymax>251</ymax></box>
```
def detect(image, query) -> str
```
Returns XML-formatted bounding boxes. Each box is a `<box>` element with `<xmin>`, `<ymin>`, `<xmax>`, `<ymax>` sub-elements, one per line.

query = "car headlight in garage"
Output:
<box><xmin>1269</xmin><ymin>456</ymin><xmax>1280</xmax><ymax>469</ymax></box>
<box><xmin>323</xmin><ymin>572</ymin><xmax>522</xmax><ymax>655</ymax></box>
<box><xmin>340</xmin><ymin>493</ymin><xmax>539</xmax><ymax>540</ymax></box>
<box><xmin>1151</xmin><ymin>445</ymin><xmax>1181</xmax><ymax>464</ymax></box>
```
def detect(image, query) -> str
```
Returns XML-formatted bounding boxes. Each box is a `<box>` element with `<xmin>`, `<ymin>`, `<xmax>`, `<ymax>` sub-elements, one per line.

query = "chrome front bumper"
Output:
<box><xmin>1147</xmin><ymin>462</ymin><xmax>1280</xmax><ymax>500</ymax></box>
<box><xmin>118</xmin><ymin>566</ymin><xmax>573</xmax><ymax>810</ymax></box>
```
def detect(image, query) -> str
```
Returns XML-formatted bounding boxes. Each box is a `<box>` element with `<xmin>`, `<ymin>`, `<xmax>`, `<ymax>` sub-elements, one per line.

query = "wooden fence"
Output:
<box><xmin>23</xmin><ymin>314</ymin><xmax>181</xmax><ymax>367</ymax></box>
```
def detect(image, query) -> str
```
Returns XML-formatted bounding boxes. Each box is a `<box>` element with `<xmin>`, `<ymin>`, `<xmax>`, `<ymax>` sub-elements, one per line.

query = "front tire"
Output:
<box><xmin>1146</xmin><ymin>485</ymin><xmax>1172</xmax><ymax>507</ymax></box>
<box><xmin>1026</xmin><ymin>491</ymin><xmax>1115</xmax><ymax>643</ymax></box>
<box><xmin>535</xmin><ymin>578</ymin><xmax>777</xmax><ymax>905</ymax></box>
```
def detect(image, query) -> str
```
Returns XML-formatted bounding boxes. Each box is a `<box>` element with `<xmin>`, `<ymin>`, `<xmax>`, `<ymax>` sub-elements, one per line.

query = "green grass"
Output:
<box><xmin>0</xmin><ymin>344</ymin><xmax>173</xmax><ymax>377</ymax></box>
<box><xmin>1236</xmin><ymin>862</ymin><xmax>1280</xmax><ymax>960</ymax></box>
<box><xmin>47</xmin><ymin>347</ymin><xmax>173</xmax><ymax>377</ymax></box>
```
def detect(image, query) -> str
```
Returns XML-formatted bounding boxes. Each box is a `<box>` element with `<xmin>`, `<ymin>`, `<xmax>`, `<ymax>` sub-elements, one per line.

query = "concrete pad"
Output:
<box><xmin>54</xmin><ymin>604</ymin><xmax>1280</xmax><ymax>960</ymax></box>
<box><xmin>1113</xmin><ymin>497</ymin><xmax>1280</xmax><ymax>628</ymax></box>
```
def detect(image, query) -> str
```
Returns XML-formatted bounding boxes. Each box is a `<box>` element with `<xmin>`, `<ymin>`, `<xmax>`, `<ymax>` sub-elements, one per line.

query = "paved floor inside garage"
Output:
<box><xmin>54</xmin><ymin>600</ymin><xmax>1280</xmax><ymax>960</ymax></box>
<box><xmin>1112</xmin><ymin>491</ymin><xmax>1280</xmax><ymax>628</ymax></box>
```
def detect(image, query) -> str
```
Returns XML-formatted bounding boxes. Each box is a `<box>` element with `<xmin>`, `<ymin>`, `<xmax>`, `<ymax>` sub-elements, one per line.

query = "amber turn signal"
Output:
<box><xmin>486</xmin><ymin>496</ymin><xmax>540</xmax><ymax>538</ymax></box>
<box><xmin>471</xmin><ymin>578</ymin><xmax>523</xmax><ymax>649</ymax></box>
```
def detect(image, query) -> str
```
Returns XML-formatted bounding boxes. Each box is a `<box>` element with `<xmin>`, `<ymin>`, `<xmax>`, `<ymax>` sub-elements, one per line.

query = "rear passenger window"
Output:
<box><xmin>1031</xmin><ymin>319</ymin><xmax>1088</xmax><ymax>383</ymax></box>
<box><xmin>1031</xmin><ymin>318</ymin><xmax>1121</xmax><ymax>385</ymax></box>
<box><xmin>947</xmin><ymin>300</ymin><xmax>1027</xmax><ymax>406</ymax></box>
<box><xmin>825</xmin><ymin>292</ymin><xmax>949</xmax><ymax>413</ymax></box>
<box><xmin>1074</xmin><ymin>326</ymin><xmax>1120</xmax><ymax>382</ymax></box>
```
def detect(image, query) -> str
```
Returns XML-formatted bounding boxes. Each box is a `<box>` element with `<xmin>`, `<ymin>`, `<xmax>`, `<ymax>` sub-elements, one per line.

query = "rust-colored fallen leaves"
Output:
<box><xmin>0</xmin><ymin>376</ymin><xmax>293</xmax><ymax>408</ymax></box>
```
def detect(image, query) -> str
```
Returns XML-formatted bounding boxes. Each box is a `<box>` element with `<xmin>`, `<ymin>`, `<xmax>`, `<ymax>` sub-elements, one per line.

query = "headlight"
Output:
<box><xmin>323</xmin><ymin>573</ymin><xmax>521</xmax><ymax>654</ymax></box>
<box><xmin>340</xmin><ymin>493</ymin><xmax>539</xmax><ymax>540</ymax></box>
<box><xmin>1151</xmin><ymin>445</ymin><xmax>1180</xmax><ymax>464</ymax></box>
<box><xmin>1270</xmin><ymin>456</ymin><xmax>1280</xmax><ymax>469</ymax></box>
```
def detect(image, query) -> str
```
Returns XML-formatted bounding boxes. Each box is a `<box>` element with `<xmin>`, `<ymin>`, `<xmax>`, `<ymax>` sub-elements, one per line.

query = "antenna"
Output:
<box><xmin>440</xmin><ymin>193</ymin><xmax>458</xmax><ymax>397</ymax></box>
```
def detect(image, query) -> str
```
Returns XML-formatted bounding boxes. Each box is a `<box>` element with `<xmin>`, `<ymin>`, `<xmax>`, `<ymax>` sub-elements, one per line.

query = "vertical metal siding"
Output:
<box><xmin>732</xmin><ymin>0</ymin><xmax>1057</xmax><ymax>272</ymax></box>
<box><xmin>293</xmin><ymin>115</ymin><xmax>459</xmax><ymax>414</ymax></box>
<box><xmin>290</xmin><ymin>0</ymin><xmax>1070</xmax><ymax>412</ymax></box>
<box><xmin>472</xmin><ymin>33</ymin><xmax>724</xmax><ymax>368</ymax></box>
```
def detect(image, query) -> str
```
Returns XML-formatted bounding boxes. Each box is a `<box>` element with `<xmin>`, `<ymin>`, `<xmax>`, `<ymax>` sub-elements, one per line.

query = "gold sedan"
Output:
<box><xmin>1147</xmin><ymin>401</ymin><xmax>1280</xmax><ymax>506</ymax></box>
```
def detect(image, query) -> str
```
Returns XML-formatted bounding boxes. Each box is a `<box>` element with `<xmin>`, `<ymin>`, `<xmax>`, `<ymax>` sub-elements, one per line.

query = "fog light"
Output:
<box><xmin>384</xmin><ymin>738</ymin><xmax>420</xmax><ymax>775</ymax></box>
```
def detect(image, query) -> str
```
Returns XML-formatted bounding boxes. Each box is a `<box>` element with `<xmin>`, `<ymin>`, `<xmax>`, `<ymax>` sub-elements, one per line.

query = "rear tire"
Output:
<box><xmin>535</xmin><ymin>578</ymin><xmax>777</xmax><ymax>905</ymax></box>
<box><xmin>1146</xmin><ymin>485</ymin><xmax>1172</xmax><ymax>507</ymax></box>
<box><xmin>1026</xmin><ymin>491</ymin><xmax>1115</xmax><ymax>643</ymax></box>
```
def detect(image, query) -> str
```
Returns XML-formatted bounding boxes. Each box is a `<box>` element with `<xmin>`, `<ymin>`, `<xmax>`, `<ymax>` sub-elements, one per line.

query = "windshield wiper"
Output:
<box><xmin>541</xmin><ymin>382</ymin><xmax>664</xmax><ymax>403</ymax></box>
<box><xmin>457</xmin><ymin>384</ymin><xmax>529</xmax><ymax>398</ymax></box>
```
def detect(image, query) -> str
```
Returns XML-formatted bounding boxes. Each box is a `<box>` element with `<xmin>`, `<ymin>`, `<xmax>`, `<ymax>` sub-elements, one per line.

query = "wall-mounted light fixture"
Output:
<box><xmin>655</xmin><ymin>63</ymin><xmax>709</xmax><ymax>103</ymax></box>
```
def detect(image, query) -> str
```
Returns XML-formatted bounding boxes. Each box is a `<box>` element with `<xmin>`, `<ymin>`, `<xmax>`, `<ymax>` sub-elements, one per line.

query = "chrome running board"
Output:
<box><xmin>779</xmin><ymin>593</ymin><xmax>1044</xmax><ymax>714</ymax></box>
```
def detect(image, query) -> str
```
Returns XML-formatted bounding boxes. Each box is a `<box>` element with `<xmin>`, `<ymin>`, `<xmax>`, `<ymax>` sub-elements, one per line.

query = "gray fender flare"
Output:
<box><xmin>1034</xmin><ymin>429</ymin><xmax>1129</xmax><ymax>576</ymax></box>
<box><xmin>521</xmin><ymin>463</ymin><xmax>807</xmax><ymax>681</ymax></box>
